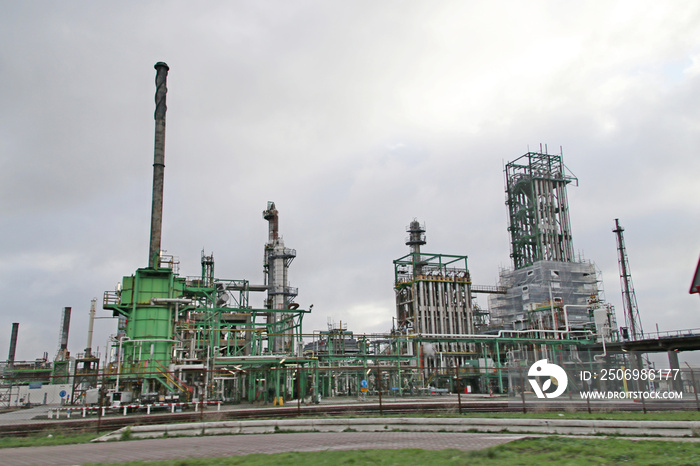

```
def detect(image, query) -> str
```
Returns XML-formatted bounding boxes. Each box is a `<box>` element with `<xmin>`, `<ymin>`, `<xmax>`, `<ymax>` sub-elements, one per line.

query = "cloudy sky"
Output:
<box><xmin>2</xmin><ymin>1</ymin><xmax>699</xmax><ymax>366</ymax></box>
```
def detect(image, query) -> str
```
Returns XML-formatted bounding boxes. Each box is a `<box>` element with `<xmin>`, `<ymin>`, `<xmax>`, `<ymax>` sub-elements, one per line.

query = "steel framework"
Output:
<box><xmin>505</xmin><ymin>149</ymin><xmax>578</xmax><ymax>269</ymax></box>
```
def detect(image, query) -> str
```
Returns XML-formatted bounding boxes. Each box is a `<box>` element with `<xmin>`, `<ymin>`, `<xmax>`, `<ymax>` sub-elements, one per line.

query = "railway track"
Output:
<box><xmin>0</xmin><ymin>398</ymin><xmax>691</xmax><ymax>437</ymax></box>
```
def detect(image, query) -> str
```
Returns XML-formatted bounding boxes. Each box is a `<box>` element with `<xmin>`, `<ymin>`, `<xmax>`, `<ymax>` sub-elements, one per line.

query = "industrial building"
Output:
<box><xmin>489</xmin><ymin>149</ymin><xmax>617</xmax><ymax>341</ymax></box>
<box><xmin>2</xmin><ymin>63</ymin><xmax>694</xmax><ymax>409</ymax></box>
<box><xmin>394</xmin><ymin>220</ymin><xmax>476</xmax><ymax>375</ymax></box>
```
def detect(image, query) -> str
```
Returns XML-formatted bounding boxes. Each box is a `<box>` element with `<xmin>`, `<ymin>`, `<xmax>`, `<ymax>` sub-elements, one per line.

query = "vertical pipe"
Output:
<box><xmin>377</xmin><ymin>366</ymin><xmax>383</xmax><ymax>415</ymax></box>
<box><xmin>149</xmin><ymin>62</ymin><xmax>170</xmax><ymax>268</ymax></box>
<box><xmin>455</xmin><ymin>364</ymin><xmax>462</xmax><ymax>414</ymax></box>
<box><xmin>7</xmin><ymin>323</ymin><xmax>19</xmax><ymax>365</ymax></box>
<box><xmin>519</xmin><ymin>364</ymin><xmax>527</xmax><ymax>413</ymax></box>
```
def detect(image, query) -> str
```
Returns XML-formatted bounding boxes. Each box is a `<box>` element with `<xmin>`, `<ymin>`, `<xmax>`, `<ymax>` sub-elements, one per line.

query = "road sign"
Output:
<box><xmin>360</xmin><ymin>379</ymin><xmax>368</xmax><ymax>388</ymax></box>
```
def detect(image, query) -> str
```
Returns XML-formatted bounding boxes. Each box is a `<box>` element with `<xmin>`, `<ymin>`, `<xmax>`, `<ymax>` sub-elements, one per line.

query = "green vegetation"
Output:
<box><xmin>0</xmin><ymin>431</ymin><xmax>99</xmax><ymax>449</ymax></box>
<box><xmin>84</xmin><ymin>437</ymin><xmax>700</xmax><ymax>465</ymax></box>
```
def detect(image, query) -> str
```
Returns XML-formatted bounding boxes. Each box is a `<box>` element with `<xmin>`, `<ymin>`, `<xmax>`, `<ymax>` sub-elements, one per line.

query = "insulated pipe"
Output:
<box><xmin>224</xmin><ymin>284</ymin><xmax>268</xmax><ymax>292</ymax></box>
<box><xmin>150</xmin><ymin>298</ymin><xmax>191</xmax><ymax>304</ymax></box>
<box><xmin>7</xmin><ymin>323</ymin><xmax>18</xmax><ymax>365</ymax></box>
<box><xmin>148</xmin><ymin>62</ymin><xmax>169</xmax><ymax>268</ymax></box>
<box><xmin>418</xmin><ymin>326</ymin><xmax>595</xmax><ymax>339</ymax></box>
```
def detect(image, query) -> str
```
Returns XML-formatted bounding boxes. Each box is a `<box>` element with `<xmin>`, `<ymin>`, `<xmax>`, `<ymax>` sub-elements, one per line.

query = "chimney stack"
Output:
<box><xmin>148</xmin><ymin>62</ymin><xmax>169</xmax><ymax>268</ymax></box>
<box><xmin>7</xmin><ymin>322</ymin><xmax>18</xmax><ymax>366</ymax></box>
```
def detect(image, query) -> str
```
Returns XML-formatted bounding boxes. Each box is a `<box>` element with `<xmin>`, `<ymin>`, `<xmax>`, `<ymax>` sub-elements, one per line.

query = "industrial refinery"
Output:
<box><xmin>1</xmin><ymin>63</ymin><xmax>696</xmax><ymax>410</ymax></box>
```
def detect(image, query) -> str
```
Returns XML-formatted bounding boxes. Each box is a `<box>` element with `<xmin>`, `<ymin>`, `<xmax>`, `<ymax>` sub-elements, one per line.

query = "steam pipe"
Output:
<box><xmin>148</xmin><ymin>62</ymin><xmax>169</xmax><ymax>268</ymax></box>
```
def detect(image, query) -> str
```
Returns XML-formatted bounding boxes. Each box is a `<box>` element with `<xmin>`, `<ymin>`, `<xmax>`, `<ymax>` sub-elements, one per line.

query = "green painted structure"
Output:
<box><xmin>104</xmin><ymin>266</ymin><xmax>185</xmax><ymax>392</ymax></box>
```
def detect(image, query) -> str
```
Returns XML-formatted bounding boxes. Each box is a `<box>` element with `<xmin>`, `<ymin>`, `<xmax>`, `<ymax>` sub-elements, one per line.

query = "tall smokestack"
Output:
<box><xmin>149</xmin><ymin>62</ymin><xmax>169</xmax><ymax>268</ymax></box>
<box><xmin>56</xmin><ymin>307</ymin><xmax>71</xmax><ymax>361</ymax></box>
<box><xmin>7</xmin><ymin>323</ymin><xmax>18</xmax><ymax>366</ymax></box>
<box><xmin>59</xmin><ymin>307</ymin><xmax>71</xmax><ymax>352</ymax></box>
<box><xmin>85</xmin><ymin>298</ymin><xmax>96</xmax><ymax>357</ymax></box>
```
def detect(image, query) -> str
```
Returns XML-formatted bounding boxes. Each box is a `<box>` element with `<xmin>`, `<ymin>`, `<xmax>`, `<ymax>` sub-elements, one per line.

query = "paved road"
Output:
<box><xmin>1</xmin><ymin>432</ymin><xmax>526</xmax><ymax>465</ymax></box>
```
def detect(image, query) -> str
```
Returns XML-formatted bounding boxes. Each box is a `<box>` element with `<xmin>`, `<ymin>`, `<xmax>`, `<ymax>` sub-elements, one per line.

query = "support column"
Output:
<box><xmin>668</xmin><ymin>350</ymin><xmax>683</xmax><ymax>392</ymax></box>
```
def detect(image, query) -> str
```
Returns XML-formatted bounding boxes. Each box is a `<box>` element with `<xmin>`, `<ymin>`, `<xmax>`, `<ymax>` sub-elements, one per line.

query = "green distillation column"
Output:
<box><xmin>117</xmin><ymin>268</ymin><xmax>185</xmax><ymax>383</ymax></box>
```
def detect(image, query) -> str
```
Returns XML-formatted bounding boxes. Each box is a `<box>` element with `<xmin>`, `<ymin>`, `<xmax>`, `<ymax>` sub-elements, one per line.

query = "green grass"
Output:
<box><xmin>83</xmin><ymin>437</ymin><xmax>700</xmax><ymax>465</ymax></box>
<box><xmin>0</xmin><ymin>431</ymin><xmax>99</xmax><ymax>449</ymax></box>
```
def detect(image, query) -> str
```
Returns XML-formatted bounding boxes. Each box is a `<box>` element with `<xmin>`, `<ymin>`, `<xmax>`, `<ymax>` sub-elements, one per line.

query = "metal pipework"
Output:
<box><xmin>148</xmin><ymin>62</ymin><xmax>170</xmax><ymax>268</ymax></box>
<box><xmin>7</xmin><ymin>322</ymin><xmax>18</xmax><ymax>365</ymax></box>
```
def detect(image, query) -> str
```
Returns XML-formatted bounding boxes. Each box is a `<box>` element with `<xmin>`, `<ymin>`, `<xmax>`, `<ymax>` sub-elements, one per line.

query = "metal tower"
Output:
<box><xmin>505</xmin><ymin>148</ymin><xmax>578</xmax><ymax>269</ymax></box>
<box><xmin>613</xmin><ymin>219</ymin><xmax>644</xmax><ymax>340</ymax></box>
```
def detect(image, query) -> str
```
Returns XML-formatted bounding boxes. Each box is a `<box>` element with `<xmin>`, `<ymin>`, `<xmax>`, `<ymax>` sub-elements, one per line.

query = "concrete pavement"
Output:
<box><xmin>0</xmin><ymin>432</ymin><xmax>526</xmax><ymax>465</ymax></box>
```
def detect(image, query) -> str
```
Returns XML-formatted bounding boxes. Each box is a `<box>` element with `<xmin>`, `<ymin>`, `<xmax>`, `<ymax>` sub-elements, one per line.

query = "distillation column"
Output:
<box><xmin>263</xmin><ymin>202</ymin><xmax>297</xmax><ymax>353</ymax></box>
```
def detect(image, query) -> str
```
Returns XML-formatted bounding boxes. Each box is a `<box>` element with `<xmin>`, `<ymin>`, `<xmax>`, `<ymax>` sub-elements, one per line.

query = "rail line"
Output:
<box><xmin>0</xmin><ymin>399</ymin><xmax>693</xmax><ymax>437</ymax></box>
